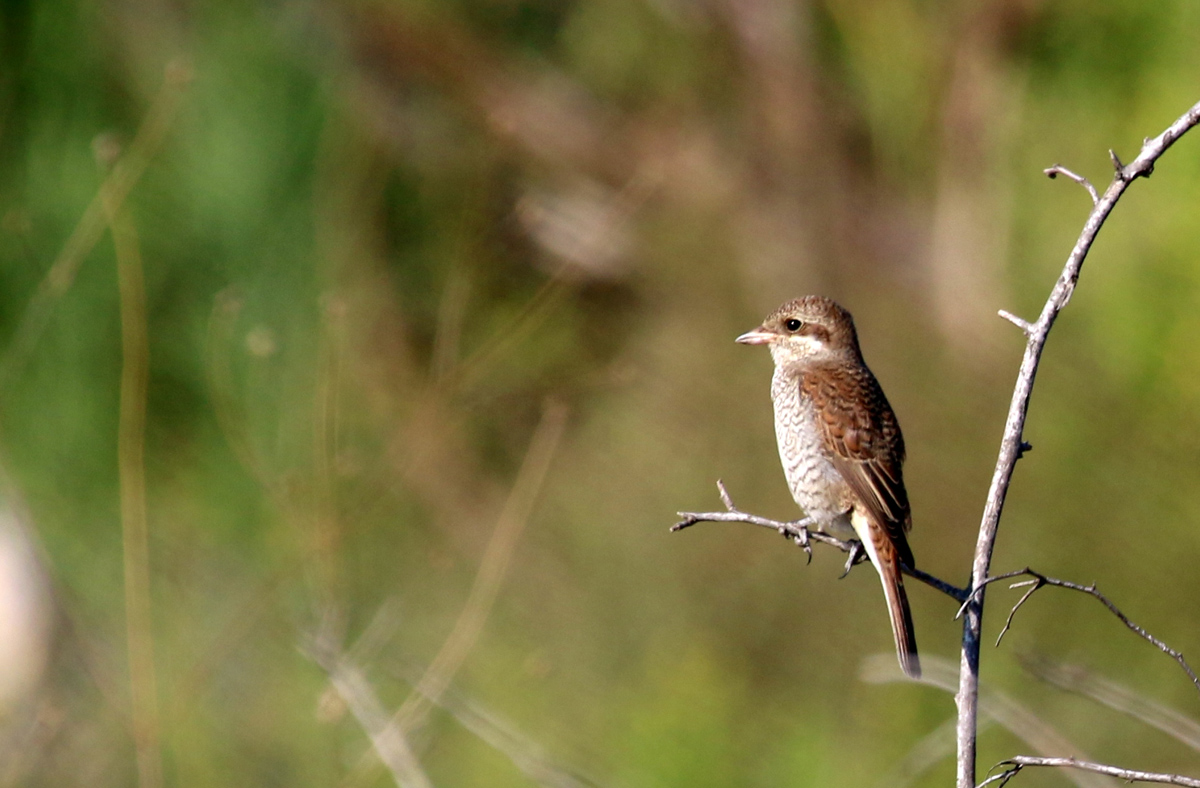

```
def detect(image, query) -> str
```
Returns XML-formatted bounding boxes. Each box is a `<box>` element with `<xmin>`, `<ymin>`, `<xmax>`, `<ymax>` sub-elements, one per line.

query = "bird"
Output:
<box><xmin>736</xmin><ymin>296</ymin><xmax>920</xmax><ymax>679</ymax></box>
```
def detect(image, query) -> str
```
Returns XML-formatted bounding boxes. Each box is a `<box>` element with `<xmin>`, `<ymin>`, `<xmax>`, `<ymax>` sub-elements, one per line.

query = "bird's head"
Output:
<box><xmin>735</xmin><ymin>296</ymin><xmax>861</xmax><ymax>367</ymax></box>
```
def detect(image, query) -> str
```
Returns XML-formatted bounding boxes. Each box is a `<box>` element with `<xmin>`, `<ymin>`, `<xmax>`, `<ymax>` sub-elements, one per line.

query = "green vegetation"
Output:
<box><xmin>1</xmin><ymin>1</ymin><xmax>1199</xmax><ymax>785</ymax></box>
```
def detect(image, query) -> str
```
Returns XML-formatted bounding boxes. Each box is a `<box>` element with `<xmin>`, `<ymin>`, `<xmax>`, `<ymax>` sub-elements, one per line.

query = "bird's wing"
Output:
<box><xmin>801</xmin><ymin>365</ymin><xmax>913</xmax><ymax>564</ymax></box>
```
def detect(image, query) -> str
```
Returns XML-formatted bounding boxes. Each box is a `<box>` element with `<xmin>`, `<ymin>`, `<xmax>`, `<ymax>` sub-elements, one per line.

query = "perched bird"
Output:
<box><xmin>737</xmin><ymin>296</ymin><xmax>920</xmax><ymax>678</ymax></box>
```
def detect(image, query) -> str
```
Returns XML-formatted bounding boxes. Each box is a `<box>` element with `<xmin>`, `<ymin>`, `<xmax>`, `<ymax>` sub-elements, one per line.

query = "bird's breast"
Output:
<box><xmin>770</xmin><ymin>367</ymin><xmax>852</xmax><ymax>531</ymax></box>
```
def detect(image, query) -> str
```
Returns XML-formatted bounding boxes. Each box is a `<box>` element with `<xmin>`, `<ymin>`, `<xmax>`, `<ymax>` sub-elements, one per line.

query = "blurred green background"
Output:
<box><xmin>1</xmin><ymin>0</ymin><xmax>1199</xmax><ymax>785</ymax></box>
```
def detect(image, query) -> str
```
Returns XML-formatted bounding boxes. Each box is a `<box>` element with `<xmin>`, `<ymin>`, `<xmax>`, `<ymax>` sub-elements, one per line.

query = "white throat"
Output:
<box><xmin>769</xmin><ymin>335</ymin><xmax>827</xmax><ymax>367</ymax></box>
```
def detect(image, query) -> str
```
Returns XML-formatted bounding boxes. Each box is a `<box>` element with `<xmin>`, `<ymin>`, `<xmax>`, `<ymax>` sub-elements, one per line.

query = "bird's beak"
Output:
<box><xmin>735</xmin><ymin>327</ymin><xmax>773</xmax><ymax>345</ymax></box>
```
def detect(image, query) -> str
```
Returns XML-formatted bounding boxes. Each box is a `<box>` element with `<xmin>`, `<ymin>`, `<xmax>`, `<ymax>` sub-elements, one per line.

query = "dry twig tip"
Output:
<box><xmin>981</xmin><ymin>756</ymin><xmax>1200</xmax><ymax>787</ymax></box>
<box><xmin>1042</xmin><ymin>165</ymin><xmax>1100</xmax><ymax>204</ymax></box>
<box><xmin>997</xmin><ymin>310</ymin><xmax>1033</xmax><ymax>334</ymax></box>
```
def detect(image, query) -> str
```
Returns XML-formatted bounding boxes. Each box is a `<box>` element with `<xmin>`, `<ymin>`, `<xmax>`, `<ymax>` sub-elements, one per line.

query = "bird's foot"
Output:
<box><xmin>839</xmin><ymin>540</ymin><xmax>865</xmax><ymax>579</ymax></box>
<box><xmin>781</xmin><ymin>521</ymin><xmax>812</xmax><ymax>564</ymax></box>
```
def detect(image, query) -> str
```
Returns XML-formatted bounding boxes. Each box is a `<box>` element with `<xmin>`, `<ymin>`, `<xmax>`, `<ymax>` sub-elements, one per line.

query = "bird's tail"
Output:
<box><xmin>853</xmin><ymin>512</ymin><xmax>921</xmax><ymax>679</ymax></box>
<box><xmin>881</xmin><ymin>568</ymin><xmax>920</xmax><ymax>679</ymax></box>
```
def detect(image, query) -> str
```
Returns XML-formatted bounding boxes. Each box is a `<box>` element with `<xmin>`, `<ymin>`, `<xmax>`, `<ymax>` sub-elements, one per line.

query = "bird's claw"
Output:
<box><xmin>786</xmin><ymin>523</ymin><xmax>812</xmax><ymax>564</ymax></box>
<box><xmin>839</xmin><ymin>540</ymin><xmax>864</xmax><ymax>579</ymax></box>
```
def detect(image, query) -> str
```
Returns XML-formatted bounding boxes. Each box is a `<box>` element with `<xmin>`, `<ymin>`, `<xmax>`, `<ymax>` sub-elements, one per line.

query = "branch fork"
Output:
<box><xmin>979</xmin><ymin>756</ymin><xmax>1200</xmax><ymax>788</ymax></box>
<box><xmin>956</xmin><ymin>566</ymin><xmax>1200</xmax><ymax>696</ymax></box>
<box><xmin>673</xmin><ymin>479</ymin><xmax>820</xmax><ymax>562</ymax></box>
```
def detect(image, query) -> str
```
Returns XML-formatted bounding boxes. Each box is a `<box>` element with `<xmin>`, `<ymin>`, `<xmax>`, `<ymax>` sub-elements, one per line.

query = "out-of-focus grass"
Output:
<box><xmin>2</xmin><ymin>1</ymin><xmax>1200</xmax><ymax>786</ymax></box>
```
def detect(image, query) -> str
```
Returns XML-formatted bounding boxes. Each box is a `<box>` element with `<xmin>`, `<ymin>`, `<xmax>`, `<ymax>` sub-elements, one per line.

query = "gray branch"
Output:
<box><xmin>959</xmin><ymin>567</ymin><xmax>1200</xmax><ymax>695</ymax></box>
<box><xmin>956</xmin><ymin>98</ymin><xmax>1200</xmax><ymax>788</ymax></box>
<box><xmin>979</xmin><ymin>756</ymin><xmax>1200</xmax><ymax>788</ymax></box>
<box><xmin>673</xmin><ymin>480</ymin><xmax>969</xmax><ymax>602</ymax></box>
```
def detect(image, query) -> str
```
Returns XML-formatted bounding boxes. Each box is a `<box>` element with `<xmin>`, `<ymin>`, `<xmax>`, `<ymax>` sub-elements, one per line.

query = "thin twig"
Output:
<box><xmin>955</xmin><ymin>567</ymin><xmax>1036</xmax><ymax>617</ymax></box>
<box><xmin>673</xmin><ymin>481</ymin><xmax>968</xmax><ymax>601</ymax></box>
<box><xmin>997</xmin><ymin>310</ymin><xmax>1034</xmax><ymax>334</ymax></box>
<box><xmin>955</xmin><ymin>99</ymin><xmax>1200</xmax><ymax>788</ymax></box>
<box><xmin>975</xmin><ymin>769</ymin><xmax>1018</xmax><ymax>788</ymax></box>
<box><xmin>1043</xmin><ymin>165</ymin><xmax>1100</xmax><ymax>205</ymax></box>
<box><xmin>992</xmin><ymin>580</ymin><xmax>1040</xmax><ymax>646</ymax></box>
<box><xmin>965</xmin><ymin>568</ymin><xmax>1200</xmax><ymax>696</ymax></box>
<box><xmin>907</xmin><ymin>565</ymin><xmax>969</xmax><ymax>603</ymax></box>
<box><xmin>982</xmin><ymin>756</ymin><xmax>1200</xmax><ymax>788</ymax></box>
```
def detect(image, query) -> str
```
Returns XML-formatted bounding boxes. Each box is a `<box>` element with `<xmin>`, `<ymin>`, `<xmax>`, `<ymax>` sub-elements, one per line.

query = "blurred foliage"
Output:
<box><xmin>1</xmin><ymin>0</ymin><xmax>1199</xmax><ymax>785</ymax></box>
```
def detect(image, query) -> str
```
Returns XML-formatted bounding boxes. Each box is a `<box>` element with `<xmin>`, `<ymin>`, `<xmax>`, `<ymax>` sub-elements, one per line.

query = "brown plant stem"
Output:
<box><xmin>104</xmin><ymin>168</ymin><xmax>161</xmax><ymax>788</ymax></box>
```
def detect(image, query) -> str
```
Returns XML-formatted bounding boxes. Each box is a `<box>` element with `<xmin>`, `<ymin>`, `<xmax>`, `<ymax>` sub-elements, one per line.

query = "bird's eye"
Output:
<box><xmin>785</xmin><ymin>318</ymin><xmax>802</xmax><ymax>332</ymax></box>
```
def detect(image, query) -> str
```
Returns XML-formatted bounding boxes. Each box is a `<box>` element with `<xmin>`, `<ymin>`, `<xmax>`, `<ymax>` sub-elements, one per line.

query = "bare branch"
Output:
<box><xmin>955</xmin><ymin>568</ymin><xmax>1038</xmax><ymax>618</ymax></box>
<box><xmin>982</xmin><ymin>756</ymin><xmax>1200</xmax><ymax>788</ymax></box>
<box><xmin>716</xmin><ymin>478</ymin><xmax>736</xmax><ymax>511</ymax></box>
<box><xmin>907</xmin><ymin>566</ymin><xmax>970</xmax><ymax>603</ymax></box>
<box><xmin>673</xmin><ymin>482</ymin><xmax>968</xmax><ymax>601</ymax></box>
<box><xmin>993</xmin><ymin>580</ymin><xmax>1041</xmax><ymax>647</ymax></box>
<box><xmin>975</xmin><ymin>769</ymin><xmax>1018</xmax><ymax>788</ymax></box>
<box><xmin>956</xmin><ymin>99</ymin><xmax>1200</xmax><ymax>787</ymax></box>
<box><xmin>997</xmin><ymin>310</ymin><xmax>1033</xmax><ymax>334</ymax></box>
<box><xmin>673</xmin><ymin>479</ymin><xmax>817</xmax><ymax>560</ymax></box>
<box><xmin>1043</xmin><ymin>165</ymin><xmax>1099</xmax><ymax>205</ymax></box>
<box><xmin>968</xmin><ymin>568</ymin><xmax>1200</xmax><ymax>696</ymax></box>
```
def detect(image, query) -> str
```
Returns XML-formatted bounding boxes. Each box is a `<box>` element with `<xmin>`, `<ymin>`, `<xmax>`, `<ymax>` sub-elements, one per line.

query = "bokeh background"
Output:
<box><xmin>1</xmin><ymin>0</ymin><xmax>1199</xmax><ymax>785</ymax></box>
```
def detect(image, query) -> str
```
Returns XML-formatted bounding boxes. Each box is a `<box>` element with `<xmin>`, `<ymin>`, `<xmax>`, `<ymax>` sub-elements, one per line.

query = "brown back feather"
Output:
<box><xmin>801</xmin><ymin>363</ymin><xmax>914</xmax><ymax>569</ymax></box>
